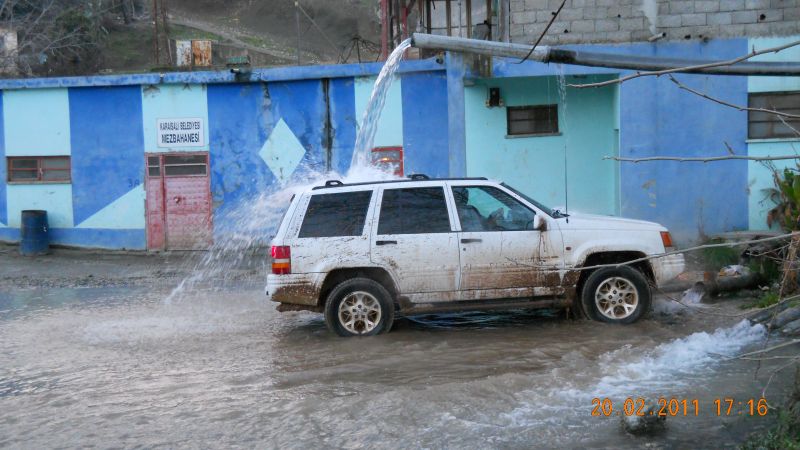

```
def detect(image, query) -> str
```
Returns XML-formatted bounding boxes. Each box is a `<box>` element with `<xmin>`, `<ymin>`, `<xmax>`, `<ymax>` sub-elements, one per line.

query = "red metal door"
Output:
<box><xmin>145</xmin><ymin>153</ymin><xmax>212</xmax><ymax>250</ymax></box>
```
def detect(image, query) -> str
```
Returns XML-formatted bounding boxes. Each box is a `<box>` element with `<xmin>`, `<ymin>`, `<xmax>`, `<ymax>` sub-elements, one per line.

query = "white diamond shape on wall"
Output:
<box><xmin>259</xmin><ymin>118</ymin><xmax>306</xmax><ymax>185</ymax></box>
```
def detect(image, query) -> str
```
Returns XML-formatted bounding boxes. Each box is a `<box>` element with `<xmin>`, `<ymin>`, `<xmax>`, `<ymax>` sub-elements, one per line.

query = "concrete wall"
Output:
<box><xmin>0</xmin><ymin>61</ymin><xmax>452</xmax><ymax>249</ymax></box>
<box><xmin>509</xmin><ymin>0</ymin><xmax>800</xmax><ymax>45</ymax></box>
<box><xmin>747</xmin><ymin>36</ymin><xmax>800</xmax><ymax>231</ymax></box>
<box><xmin>464</xmin><ymin>75</ymin><xmax>619</xmax><ymax>215</ymax></box>
<box><xmin>0</xmin><ymin>35</ymin><xmax>798</xmax><ymax>248</ymax></box>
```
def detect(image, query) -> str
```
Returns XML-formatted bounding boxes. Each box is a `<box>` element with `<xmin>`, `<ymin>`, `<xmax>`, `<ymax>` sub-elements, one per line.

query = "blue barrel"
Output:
<box><xmin>20</xmin><ymin>210</ymin><xmax>49</xmax><ymax>256</ymax></box>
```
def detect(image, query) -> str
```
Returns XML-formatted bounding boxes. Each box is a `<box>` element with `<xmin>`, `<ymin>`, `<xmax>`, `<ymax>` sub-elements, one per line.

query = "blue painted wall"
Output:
<box><xmin>0</xmin><ymin>91</ymin><xmax>4</xmax><ymax>226</ymax></box>
<box><xmin>463</xmin><ymin>75</ymin><xmax>619</xmax><ymax>215</ymax></box>
<box><xmin>747</xmin><ymin>36</ymin><xmax>800</xmax><ymax>231</ymax></box>
<box><xmin>207</xmin><ymin>80</ymin><xmax>330</xmax><ymax>240</ymax></box>
<box><xmin>618</xmin><ymin>39</ymin><xmax>749</xmax><ymax>243</ymax></box>
<box><xmin>329</xmin><ymin>77</ymin><xmax>357</xmax><ymax>175</ymax></box>
<box><xmin>0</xmin><ymin>36</ymin><xmax>795</xmax><ymax>249</ymax></box>
<box><xmin>401</xmin><ymin>71</ymin><xmax>450</xmax><ymax>177</ymax></box>
<box><xmin>69</xmin><ymin>86</ymin><xmax>145</xmax><ymax>229</ymax></box>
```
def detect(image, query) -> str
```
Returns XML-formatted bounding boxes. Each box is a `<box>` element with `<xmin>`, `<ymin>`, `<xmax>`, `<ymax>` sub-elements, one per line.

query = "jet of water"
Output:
<box><xmin>351</xmin><ymin>38</ymin><xmax>412</xmax><ymax>169</ymax></box>
<box><xmin>164</xmin><ymin>40</ymin><xmax>412</xmax><ymax>304</ymax></box>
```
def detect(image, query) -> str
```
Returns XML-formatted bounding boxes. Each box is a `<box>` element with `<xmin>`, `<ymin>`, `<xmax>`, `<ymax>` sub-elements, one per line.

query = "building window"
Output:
<box><xmin>7</xmin><ymin>156</ymin><xmax>71</xmax><ymax>183</ymax></box>
<box><xmin>506</xmin><ymin>105</ymin><xmax>559</xmax><ymax>136</ymax></box>
<box><xmin>748</xmin><ymin>92</ymin><xmax>800</xmax><ymax>140</ymax></box>
<box><xmin>163</xmin><ymin>154</ymin><xmax>207</xmax><ymax>177</ymax></box>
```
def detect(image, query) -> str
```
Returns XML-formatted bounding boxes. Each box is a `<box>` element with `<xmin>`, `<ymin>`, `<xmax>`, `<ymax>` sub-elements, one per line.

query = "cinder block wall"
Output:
<box><xmin>510</xmin><ymin>0</ymin><xmax>800</xmax><ymax>44</ymax></box>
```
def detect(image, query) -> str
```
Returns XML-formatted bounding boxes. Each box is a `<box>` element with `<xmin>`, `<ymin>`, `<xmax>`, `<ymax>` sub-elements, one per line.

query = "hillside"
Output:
<box><xmin>101</xmin><ymin>0</ymin><xmax>381</xmax><ymax>74</ymax></box>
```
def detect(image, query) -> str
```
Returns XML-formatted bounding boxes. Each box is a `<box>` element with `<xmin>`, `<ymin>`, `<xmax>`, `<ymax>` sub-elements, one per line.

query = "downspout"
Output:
<box><xmin>411</xmin><ymin>33</ymin><xmax>800</xmax><ymax>76</ymax></box>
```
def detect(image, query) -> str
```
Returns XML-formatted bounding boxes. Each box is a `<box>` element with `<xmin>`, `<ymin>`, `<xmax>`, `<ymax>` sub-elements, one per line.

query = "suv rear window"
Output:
<box><xmin>298</xmin><ymin>191</ymin><xmax>372</xmax><ymax>238</ymax></box>
<box><xmin>378</xmin><ymin>187</ymin><xmax>451</xmax><ymax>234</ymax></box>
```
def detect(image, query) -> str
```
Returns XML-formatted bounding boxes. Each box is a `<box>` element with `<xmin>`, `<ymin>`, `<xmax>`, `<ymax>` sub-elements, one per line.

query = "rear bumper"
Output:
<box><xmin>652</xmin><ymin>253</ymin><xmax>686</xmax><ymax>286</ymax></box>
<box><xmin>265</xmin><ymin>273</ymin><xmax>323</xmax><ymax>306</ymax></box>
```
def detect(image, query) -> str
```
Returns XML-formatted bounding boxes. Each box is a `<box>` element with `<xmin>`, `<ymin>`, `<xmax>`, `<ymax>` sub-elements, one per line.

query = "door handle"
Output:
<box><xmin>375</xmin><ymin>240</ymin><xmax>397</xmax><ymax>246</ymax></box>
<box><xmin>460</xmin><ymin>238</ymin><xmax>482</xmax><ymax>243</ymax></box>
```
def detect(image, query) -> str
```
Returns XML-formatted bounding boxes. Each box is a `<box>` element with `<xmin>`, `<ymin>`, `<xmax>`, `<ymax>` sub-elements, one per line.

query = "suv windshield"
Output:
<box><xmin>500</xmin><ymin>182</ymin><xmax>562</xmax><ymax>218</ymax></box>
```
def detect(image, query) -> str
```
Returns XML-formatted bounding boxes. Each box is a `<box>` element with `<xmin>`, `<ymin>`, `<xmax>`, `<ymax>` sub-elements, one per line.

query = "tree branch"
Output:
<box><xmin>604</xmin><ymin>154</ymin><xmax>800</xmax><ymax>163</ymax></box>
<box><xmin>568</xmin><ymin>39</ymin><xmax>800</xmax><ymax>89</ymax></box>
<box><xmin>668</xmin><ymin>74</ymin><xmax>800</xmax><ymax>119</ymax></box>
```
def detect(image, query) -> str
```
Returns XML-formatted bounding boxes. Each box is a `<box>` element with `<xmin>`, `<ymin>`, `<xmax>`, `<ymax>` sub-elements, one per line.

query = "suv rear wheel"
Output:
<box><xmin>324</xmin><ymin>278</ymin><xmax>395</xmax><ymax>337</ymax></box>
<box><xmin>581</xmin><ymin>266</ymin><xmax>651</xmax><ymax>324</ymax></box>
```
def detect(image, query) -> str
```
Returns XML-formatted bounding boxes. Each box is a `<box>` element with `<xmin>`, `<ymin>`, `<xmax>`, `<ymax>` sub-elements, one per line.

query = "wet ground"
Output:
<box><xmin>0</xmin><ymin>247</ymin><xmax>795</xmax><ymax>449</ymax></box>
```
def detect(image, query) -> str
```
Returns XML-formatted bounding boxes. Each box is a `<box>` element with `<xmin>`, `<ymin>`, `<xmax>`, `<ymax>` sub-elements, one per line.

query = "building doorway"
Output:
<box><xmin>145</xmin><ymin>152</ymin><xmax>212</xmax><ymax>250</ymax></box>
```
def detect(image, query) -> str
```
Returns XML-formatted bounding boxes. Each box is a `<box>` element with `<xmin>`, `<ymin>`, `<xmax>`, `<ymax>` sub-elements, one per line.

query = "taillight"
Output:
<box><xmin>271</xmin><ymin>246</ymin><xmax>291</xmax><ymax>275</ymax></box>
<box><xmin>660</xmin><ymin>231</ymin><xmax>674</xmax><ymax>249</ymax></box>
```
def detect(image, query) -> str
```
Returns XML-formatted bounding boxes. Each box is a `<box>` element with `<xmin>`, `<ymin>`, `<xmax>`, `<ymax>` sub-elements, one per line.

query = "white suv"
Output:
<box><xmin>267</xmin><ymin>175</ymin><xmax>684</xmax><ymax>337</ymax></box>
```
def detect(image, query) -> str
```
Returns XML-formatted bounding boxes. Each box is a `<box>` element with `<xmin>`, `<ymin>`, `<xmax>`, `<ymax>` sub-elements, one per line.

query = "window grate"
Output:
<box><xmin>748</xmin><ymin>92</ymin><xmax>800</xmax><ymax>140</ymax></box>
<box><xmin>7</xmin><ymin>156</ymin><xmax>71</xmax><ymax>183</ymax></box>
<box><xmin>506</xmin><ymin>104</ymin><xmax>559</xmax><ymax>136</ymax></box>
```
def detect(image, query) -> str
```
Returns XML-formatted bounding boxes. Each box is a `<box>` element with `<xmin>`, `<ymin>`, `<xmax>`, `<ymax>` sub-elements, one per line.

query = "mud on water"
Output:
<box><xmin>0</xmin><ymin>262</ymin><xmax>796</xmax><ymax>449</ymax></box>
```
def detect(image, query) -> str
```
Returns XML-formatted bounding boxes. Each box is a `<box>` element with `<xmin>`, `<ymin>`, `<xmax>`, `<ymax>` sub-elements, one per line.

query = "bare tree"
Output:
<box><xmin>0</xmin><ymin>0</ymin><xmax>107</xmax><ymax>76</ymax></box>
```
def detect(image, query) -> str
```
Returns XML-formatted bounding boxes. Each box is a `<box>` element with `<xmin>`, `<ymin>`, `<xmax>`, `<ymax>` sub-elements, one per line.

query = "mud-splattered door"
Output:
<box><xmin>145</xmin><ymin>153</ymin><xmax>213</xmax><ymax>250</ymax></box>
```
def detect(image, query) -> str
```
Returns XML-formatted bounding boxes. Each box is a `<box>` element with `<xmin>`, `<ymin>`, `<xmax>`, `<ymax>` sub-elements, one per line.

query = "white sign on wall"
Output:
<box><xmin>157</xmin><ymin>118</ymin><xmax>204</xmax><ymax>147</ymax></box>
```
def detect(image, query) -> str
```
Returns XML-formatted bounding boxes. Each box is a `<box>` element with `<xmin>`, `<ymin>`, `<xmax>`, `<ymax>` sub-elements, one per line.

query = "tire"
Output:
<box><xmin>324</xmin><ymin>278</ymin><xmax>395</xmax><ymax>337</ymax></box>
<box><xmin>580</xmin><ymin>266</ymin><xmax>651</xmax><ymax>324</ymax></box>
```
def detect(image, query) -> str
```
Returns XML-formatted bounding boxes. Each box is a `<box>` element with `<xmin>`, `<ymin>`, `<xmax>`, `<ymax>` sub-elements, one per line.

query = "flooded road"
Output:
<box><xmin>0</xmin><ymin>285</ymin><xmax>793</xmax><ymax>449</ymax></box>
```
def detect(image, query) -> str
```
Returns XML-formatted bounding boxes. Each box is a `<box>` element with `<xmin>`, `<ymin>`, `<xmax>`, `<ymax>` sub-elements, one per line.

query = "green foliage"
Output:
<box><xmin>702</xmin><ymin>239</ymin><xmax>741</xmax><ymax>270</ymax></box>
<box><xmin>741</xmin><ymin>409</ymin><xmax>800</xmax><ymax>450</ymax></box>
<box><xmin>741</xmin><ymin>291</ymin><xmax>781</xmax><ymax>309</ymax></box>
<box><xmin>168</xmin><ymin>24</ymin><xmax>222</xmax><ymax>42</ymax></box>
<box><xmin>748</xmin><ymin>257</ymin><xmax>782</xmax><ymax>284</ymax></box>
<box><xmin>765</xmin><ymin>168</ymin><xmax>800</xmax><ymax>232</ymax></box>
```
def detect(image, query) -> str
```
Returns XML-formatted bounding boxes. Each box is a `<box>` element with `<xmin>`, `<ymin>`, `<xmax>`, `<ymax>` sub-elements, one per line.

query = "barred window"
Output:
<box><xmin>7</xmin><ymin>156</ymin><xmax>71</xmax><ymax>183</ymax></box>
<box><xmin>506</xmin><ymin>105</ymin><xmax>559</xmax><ymax>136</ymax></box>
<box><xmin>748</xmin><ymin>92</ymin><xmax>800</xmax><ymax>140</ymax></box>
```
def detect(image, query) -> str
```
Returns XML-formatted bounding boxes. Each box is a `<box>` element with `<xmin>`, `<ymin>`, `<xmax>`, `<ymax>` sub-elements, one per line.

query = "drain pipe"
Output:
<box><xmin>411</xmin><ymin>33</ymin><xmax>800</xmax><ymax>76</ymax></box>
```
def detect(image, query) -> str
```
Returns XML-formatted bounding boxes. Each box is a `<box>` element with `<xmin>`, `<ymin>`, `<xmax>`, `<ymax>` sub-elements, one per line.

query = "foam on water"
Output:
<box><xmin>501</xmin><ymin>320</ymin><xmax>767</xmax><ymax>429</ymax></box>
<box><xmin>594</xmin><ymin>320</ymin><xmax>766</xmax><ymax>394</ymax></box>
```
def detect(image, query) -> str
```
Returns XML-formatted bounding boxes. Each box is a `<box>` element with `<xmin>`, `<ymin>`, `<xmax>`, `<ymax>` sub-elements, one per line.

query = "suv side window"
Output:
<box><xmin>452</xmin><ymin>186</ymin><xmax>537</xmax><ymax>232</ymax></box>
<box><xmin>298</xmin><ymin>191</ymin><xmax>372</xmax><ymax>238</ymax></box>
<box><xmin>378</xmin><ymin>187</ymin><xmax>451</xmax><ymax>235</ymax></box>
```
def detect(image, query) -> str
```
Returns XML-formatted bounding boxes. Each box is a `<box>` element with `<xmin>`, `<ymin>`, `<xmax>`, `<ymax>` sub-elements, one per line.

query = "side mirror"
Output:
<box><xmin>532</xmin><ymin>215</ymin><xmax>546</xmax><ymax>231</ymax></box>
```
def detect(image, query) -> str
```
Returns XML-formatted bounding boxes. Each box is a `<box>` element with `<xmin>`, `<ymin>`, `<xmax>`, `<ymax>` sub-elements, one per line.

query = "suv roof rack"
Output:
<box><xmin>311</xmin><ymin>176</ymin><xmax>489</xmax><ymax>190</ymax></box>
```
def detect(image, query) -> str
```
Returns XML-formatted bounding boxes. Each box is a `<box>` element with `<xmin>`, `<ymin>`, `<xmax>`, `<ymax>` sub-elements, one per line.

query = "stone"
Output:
<box><xmin>781</xmin><ymin>318</ymin><xmax>800</xmax><ymax>336</ymax></box>
<box><xmin>771</xmin><ymin>306</ymin><xmax>800</xmax><ymax>329</ymax></box>
<box><xmin>621</xmin><ymin>400</ymin><xmax>667</xmax><ymax>435</ymax></box>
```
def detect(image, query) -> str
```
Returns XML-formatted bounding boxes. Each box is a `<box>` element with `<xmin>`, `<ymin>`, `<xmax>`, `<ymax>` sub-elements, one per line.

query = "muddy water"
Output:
<box><xmin>0</xmin><ymin>287</ymin><xmax>793</xmax><ymax>449</ymax></box>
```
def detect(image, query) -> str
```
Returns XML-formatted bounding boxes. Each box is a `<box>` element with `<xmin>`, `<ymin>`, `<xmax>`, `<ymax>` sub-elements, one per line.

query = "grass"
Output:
<box><xmin>168</xmin><ymin>24</ymin><xmax>222</xmax><ymax>42</ymax></box>
<box><xmin>240</xmin><ymin>35</ymin><xmax>266</xmax><ymax>47</ymax></box>
<box><xmin>741</xmin><ymin>409</ymin><xmax>800</xmax><ymax>450</ymax></box>
<box><xmin>741</xmin><ymin>369</ymin><xmax>800</xmax><ymax>449</ymax></box>
<box><xmin>742</xmin><ymin>291</ymin><xmax>781</xmax><ymax>309</ymax></box>
<box><xmin>702</xmin><ymin>239</ymin><xmax>741</xmax><ymax>270</ymax></box>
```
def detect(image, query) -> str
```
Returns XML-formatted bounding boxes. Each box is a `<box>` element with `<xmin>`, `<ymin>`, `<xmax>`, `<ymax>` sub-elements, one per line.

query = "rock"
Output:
<box><xmin>621</xmin><ymin>401</ymin><xmax>666</xmax><ymax>435</ymax></box>
<box><xmin>748</xmin><ymin>302</ymin><xmax>790</xmax><ymax>324</ymax></box>
<box><xmin>770</xmin><ymin>306</ymin><xmax>800</xmax><ymax>329</ymax></box>
<box><xmin>719</xmin><ymin>265</ymin><xmax>750</xmax><ymax>278</ymax></box>
<box><xmin>781</xmin><ymin>318</ymin><xmax>800</xmax><ymax>336</ymax></box>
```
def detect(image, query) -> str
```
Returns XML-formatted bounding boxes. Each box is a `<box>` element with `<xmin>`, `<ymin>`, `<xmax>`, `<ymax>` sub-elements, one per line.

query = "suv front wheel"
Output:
<box><xmin>324</xmin><ymin>278</ymin><xmax>395</xmax><ymax>337</ymax></box>
<box><xmin>581</xmin><ymin>266</ymin><xmax>651</xmax><ymax>324</ymax></box>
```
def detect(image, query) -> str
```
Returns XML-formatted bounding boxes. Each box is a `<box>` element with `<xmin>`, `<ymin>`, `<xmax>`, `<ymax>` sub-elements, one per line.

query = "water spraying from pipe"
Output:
<box><xmin>351</xmin><ymin>38</ymin><xmax>412</xmax><ymax>168</ymax></box>
<box><xmin>164</xmin><ymin>40</ymin><xmax>413</xmax><ymax>304</ymax></box>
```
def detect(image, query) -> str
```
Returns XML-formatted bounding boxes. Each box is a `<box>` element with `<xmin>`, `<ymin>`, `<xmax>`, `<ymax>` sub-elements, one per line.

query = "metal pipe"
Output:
<box><xmin>410</xmin><ymin>33</ymin><xmax>800</xmax><ymax>76</ymax></box>
<box><xmin>412</xmin><ymin>32</ymin><xmax>550</xmax><ymax>60</ymax></box>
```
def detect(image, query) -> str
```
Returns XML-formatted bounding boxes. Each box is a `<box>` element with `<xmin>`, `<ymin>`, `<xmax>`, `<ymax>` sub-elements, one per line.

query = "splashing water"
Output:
<box><xmin>165</xmin><ymin>41</ymin><xmax>413</xmax><ymax>303</ymax></box>
<box><xmin>351</xmin><ymin>38</ymin><xmax>412</xmax><ymax>168</ymax></box>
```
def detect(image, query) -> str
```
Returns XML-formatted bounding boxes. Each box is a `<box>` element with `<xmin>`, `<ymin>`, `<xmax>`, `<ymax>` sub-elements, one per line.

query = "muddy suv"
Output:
<box><xmin>266</xmin><ymin>175</ymin><xmax>684</xmax><ymax>337</ymax></box>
